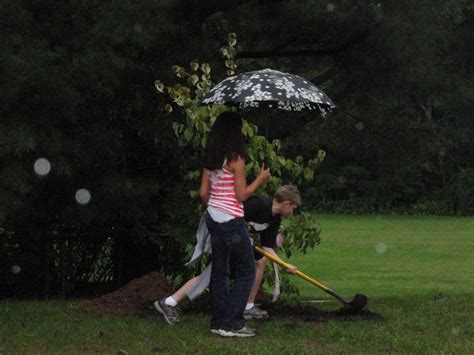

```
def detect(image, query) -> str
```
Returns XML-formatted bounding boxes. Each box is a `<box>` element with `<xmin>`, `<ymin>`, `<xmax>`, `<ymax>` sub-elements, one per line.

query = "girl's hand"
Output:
<box><xmin>257</xmin><ymin>163</ymin><xmax>271</xmax><ymax>183</ymax></box>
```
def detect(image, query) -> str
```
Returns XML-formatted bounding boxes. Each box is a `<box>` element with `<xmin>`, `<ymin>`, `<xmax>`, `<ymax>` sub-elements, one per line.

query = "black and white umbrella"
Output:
<box><xmin>200</xmin><ymin>68</ymin><xmax>336</xmax><ymax>114</ymax></box>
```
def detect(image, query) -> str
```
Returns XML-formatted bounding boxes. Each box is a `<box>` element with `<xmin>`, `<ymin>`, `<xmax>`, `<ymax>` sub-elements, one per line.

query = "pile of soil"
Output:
<box><xmin>77</xmin><ymin>272</ymin><xmax>173</xmax><ymax>317</ymax></box>
<box><xmin>77</xmin><ymin>272</ymin><xmax>384</xmax><ymax>323</ymax></box>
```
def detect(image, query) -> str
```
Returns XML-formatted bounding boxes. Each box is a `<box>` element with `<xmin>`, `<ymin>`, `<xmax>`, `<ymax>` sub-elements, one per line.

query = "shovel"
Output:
<box><xmin>254</xmin><ymin>245</ymin><xmax>367</xmax><ymax>313</ymax></box>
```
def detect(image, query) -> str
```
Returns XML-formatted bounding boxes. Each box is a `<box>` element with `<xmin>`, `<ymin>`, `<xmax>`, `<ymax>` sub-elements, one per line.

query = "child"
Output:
<box><xmin>197</xmin><ymin>111</ymin><xmax>270</xmax><ymax>337</ymax></box>
<box><xmin>243</xmin><ymin>184</ymin><xmax>300</xmax><ymax>319</ymax></box>
<box><xmin>155</xmin><ymin>185</ymin><xmax>301</xmax><ymax>325</ymax></box>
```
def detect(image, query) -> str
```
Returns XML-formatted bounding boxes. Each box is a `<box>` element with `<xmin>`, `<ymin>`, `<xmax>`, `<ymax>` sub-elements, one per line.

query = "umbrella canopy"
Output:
<box><xmin>200</xmin><ymin>68</ymin><xmax>336</xmax><ymax>113</ymax></box>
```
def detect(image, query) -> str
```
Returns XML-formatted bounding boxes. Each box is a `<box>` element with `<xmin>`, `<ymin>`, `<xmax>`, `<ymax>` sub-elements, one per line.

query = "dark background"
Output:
<box><xmin>1</xmin><ymin>0</ymin><xmax>472</xmax><ymax>298</ymax></box>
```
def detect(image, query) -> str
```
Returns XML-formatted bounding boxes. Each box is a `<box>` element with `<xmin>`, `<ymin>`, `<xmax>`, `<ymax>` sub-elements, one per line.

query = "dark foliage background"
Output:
<box><xmin>1</xmin><ymin>0</ymin><xmax>472</xmax><ymax>298</ymax></box>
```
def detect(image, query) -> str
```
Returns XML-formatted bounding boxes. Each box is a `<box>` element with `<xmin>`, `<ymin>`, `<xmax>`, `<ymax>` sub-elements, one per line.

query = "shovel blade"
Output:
<box><xmin>343</xmin><ymin>293</ymin><xmax>368</xmax><ymax>313</ymax></box>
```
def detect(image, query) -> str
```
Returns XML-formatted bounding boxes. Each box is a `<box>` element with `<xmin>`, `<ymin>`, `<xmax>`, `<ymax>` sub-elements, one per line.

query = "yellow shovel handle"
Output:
<box><xmin>253</xmin><ymin>245</ymin><xmax>329</xmax><ymax>292</ymax></box>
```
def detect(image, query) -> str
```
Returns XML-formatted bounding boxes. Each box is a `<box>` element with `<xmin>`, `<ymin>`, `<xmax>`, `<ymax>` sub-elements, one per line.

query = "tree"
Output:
<box><xmin>155</xmin><ymin>33</ymin><xmax>324</xmax><ymax>268</ymax></box>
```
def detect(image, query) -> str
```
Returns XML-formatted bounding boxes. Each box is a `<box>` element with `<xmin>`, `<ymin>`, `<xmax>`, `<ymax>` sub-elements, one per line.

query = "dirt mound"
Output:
<box><xmin>76</xmin><ymin>272</ymin><xmax>384</xmax><ymax>323</ymax></box>
<box><xmin>77</xmin><ymin>272</ymin><xmax>173</xmax><ymax>317</ymax></box>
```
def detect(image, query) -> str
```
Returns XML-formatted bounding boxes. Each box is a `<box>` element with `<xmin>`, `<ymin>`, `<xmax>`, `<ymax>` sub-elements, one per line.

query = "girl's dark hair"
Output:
<box><xmin>204</xmin><ymin>111</ymin><xmax>246</xmax><ymax>170</ymax></box>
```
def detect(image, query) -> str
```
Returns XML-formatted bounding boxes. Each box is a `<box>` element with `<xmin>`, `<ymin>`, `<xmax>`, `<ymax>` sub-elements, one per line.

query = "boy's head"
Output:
<box><xmin>273</xmin><ymin>185</ymin><xmax>301</xmax><ymax>217</ymax></box>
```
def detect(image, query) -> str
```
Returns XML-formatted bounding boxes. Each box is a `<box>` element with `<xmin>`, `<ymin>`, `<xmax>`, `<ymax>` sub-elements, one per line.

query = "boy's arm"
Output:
<box><xmin>261</xmin><ymin>246</ymin><xmax>297</xmax><ymax>274</ymax></box>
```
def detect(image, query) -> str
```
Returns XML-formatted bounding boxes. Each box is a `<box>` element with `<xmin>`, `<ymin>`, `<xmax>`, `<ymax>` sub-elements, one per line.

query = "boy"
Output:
<box><xmin>154</xmin><ymin>185</ymin><xmax>301</xmax><ymax>326</ymax></box>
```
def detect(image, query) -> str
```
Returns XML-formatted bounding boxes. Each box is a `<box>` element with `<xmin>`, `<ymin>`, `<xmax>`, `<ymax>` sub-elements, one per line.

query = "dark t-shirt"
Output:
<box><xmin>243</xmin><ymin>196</ymin><xmax>281</xmax><ymax>249</ymax></box>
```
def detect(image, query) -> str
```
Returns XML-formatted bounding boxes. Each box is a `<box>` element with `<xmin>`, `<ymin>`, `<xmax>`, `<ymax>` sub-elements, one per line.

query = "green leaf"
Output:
<box><xmin>172</xmin><ymin>123</ymin><xmax>184</xmax><ymax>138</ymax></box>
<box><xmin>201</xmin><ymin>63</ymin><xmax>211</xmax><ymax>75</ymax></box>
<box><xmin>154</xmin><ymin>80</ymin><xmax>164</xmax><ymax>93</ymax></box>
<box><xmin>188</xmin><ymin>74</ymin><xmax>199</xmax><ymax>85</ymax></box>
<box><xmin>183</xmin><ymin>128</ymin><xmax>193</xmax><ymax>142</ymax></box>
<box><xmin>303</xmin><ymin>168</ymin><xmax>314</xmax><ymax>181</ymax></box>
<box><xmin>190</xmin><ymin>60</ymin><xmax>199</xmax><ymax>72</ymax></box>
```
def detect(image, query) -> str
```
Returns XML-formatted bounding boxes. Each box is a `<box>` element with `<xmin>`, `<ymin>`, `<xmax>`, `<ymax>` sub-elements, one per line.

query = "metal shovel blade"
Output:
<box><xmin>343</xmin><ymin>293</ymin><xmax>368</xmax><ymax>313</ymax></box>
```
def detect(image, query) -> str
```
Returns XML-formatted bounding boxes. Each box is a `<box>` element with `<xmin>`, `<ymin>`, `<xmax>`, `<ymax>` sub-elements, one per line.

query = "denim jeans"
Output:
<box><xmin>206</xmin><ymin>214</ymin><xmax>256</xmax><ymax>331</ymax></box>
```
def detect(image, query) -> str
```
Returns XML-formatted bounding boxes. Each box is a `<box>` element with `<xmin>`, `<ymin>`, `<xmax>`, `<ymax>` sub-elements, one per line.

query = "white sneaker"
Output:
<box><xmin>217</xmin><ymin>327</ymin><xmax>256</xmax><ymax>338</ymax></box>
<box><xmin>244</xmin><ymin>305</ymin><xmax>269</xmax><ymax>320</ymax></box>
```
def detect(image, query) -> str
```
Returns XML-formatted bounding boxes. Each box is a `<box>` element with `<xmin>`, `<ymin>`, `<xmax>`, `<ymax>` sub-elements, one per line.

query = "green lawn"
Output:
<box><xmin>1</xmin><ymin>215</ymin><xmax>473</xmax><ymax>354</ymax></box>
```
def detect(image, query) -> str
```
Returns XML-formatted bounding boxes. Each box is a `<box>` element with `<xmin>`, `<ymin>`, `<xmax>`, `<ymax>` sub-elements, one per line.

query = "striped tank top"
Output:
<box><xmin>207</xmin><ymin>168</ymin><xmax>244</xmax><ymax>218</ymax></box>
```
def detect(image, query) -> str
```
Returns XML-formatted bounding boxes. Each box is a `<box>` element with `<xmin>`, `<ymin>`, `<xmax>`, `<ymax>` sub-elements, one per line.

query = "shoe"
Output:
<box><xmin>217</xmin><ymin>326</ymin><xmax>256</xmax><ymax>338</ymax></box>
<box><xmin>244</xmin><ymin>305</ymin><xmax>269</xmax><ymax>320</ymax></box>
<box><xmin>210</xmin><ymin>328</ymin><xmax>220</xmax><ymax>335</ymax></box>
<box><xmin>154</xmin><ymin>298</ymin><xmax>179</xmax><ymax>325</ymax></box>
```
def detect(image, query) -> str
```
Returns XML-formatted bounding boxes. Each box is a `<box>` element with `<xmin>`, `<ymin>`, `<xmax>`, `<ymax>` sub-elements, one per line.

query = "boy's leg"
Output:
<box><xmin>247</xmin><ymin>256</ymin><xmax>267</xmax><ymax>305</ymax></box>
<box><xmin>155</xmin><ymin>265</ymin><xmax>212</xmax><ymax>325</ymax></box>
<box><xmin>171</xmin><ymin>275</ymin><xmax>200</xmax><ymax>302</ymax></box>
<box><xmin>244</xmin><ymin>256</ymin><xmax>269</xmax><ymax>320</ymax></box>
<box><xmin>185</xmin><ymin>264</ymin><xmax>212</xmax><ymax>301</ymax></box>
<box><xmin>154</xmin><ymin>275</ymin><xmax>199</xmax><ymax>324</ymax></box>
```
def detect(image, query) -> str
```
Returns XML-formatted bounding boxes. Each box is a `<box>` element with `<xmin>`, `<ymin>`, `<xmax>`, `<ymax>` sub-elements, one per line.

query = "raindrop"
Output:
<box><xmin>355</xmin><ymin>122</ymin><xmax>365</xmax><ymax>131</ymax></box>
<box><xmin>75</xmin><ymin>189</ymin><xmax>91</xmax><ymax>205</ymax></box>
<box><xmin>327</xmin><ymin>3</ymin><xmax>335</xmax><ymax>12</ymax></box>
<box><xmin>34</xmin><ymin>158</ymin><xmax>51</xmax><ymax>176</ymax></box>
<box><xmin>338</xmin><ymin>176</ymin><xmax>347</xmax><ymax>184</ymax></box>
<box><xmin>11</xmin><ymin>265</ymin><xmax>21</xmax><ymax>274</ymax></box>
<box><xmin>375</xmin><ymin>242</ymin><xmax>387</xmax><ymax>254</ymax></box>
<box><xmin>134</xmin><ymin>23</ymin><xmax>143</xmax><ymax>33</ymax></box>
<box><xmin>126</xmin><ymin>181</ymin><xmax>133</xmax><ymax>189</ymax></box>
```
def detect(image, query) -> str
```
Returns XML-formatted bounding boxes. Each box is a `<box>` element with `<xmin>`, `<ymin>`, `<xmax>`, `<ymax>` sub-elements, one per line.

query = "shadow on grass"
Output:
<box><xmin>180</xmin><ymin>292</ymin><xmax>385</xmax><ymax>323</ymax></box>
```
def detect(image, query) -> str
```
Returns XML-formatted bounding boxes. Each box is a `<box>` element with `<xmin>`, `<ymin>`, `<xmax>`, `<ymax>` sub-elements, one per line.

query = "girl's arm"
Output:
<box><xmin>230</xmin><ymin>156</ymin><xmax>271</xmax><ymax>202</ymax></box>
<box><xmin>199</xmin><ymin>169</ymin><xmax>211</xmax><ymax>205</ymax></box>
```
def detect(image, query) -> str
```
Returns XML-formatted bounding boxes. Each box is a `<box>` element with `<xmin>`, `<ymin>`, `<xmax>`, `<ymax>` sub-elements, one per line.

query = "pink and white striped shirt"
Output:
<box><xmin>207</xmin><ymin>168</ymin><xmax>244</xmax><ymax>219</ymax></box>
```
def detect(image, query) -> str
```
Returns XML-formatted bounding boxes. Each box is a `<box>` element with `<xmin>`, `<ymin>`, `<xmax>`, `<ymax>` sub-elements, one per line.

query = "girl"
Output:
<box><xmin>200</xmin><ymin>111</ymin><xmax>270</xmax><ymax>337</ymax></box>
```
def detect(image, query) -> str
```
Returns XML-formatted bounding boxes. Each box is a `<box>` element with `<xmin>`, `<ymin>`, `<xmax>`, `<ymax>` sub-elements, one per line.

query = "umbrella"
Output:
<box><xmin>200</xmin><ymin>68</ymin><xmax>336</xmax><ymax>114</ymax></box>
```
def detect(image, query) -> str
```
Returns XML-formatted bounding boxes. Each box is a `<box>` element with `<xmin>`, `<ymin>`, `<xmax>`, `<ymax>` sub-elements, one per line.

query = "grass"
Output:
<box><xmin>1</xmin><ymin>215</ymin><xmax>473</xmax><ymax>354</ymax></box>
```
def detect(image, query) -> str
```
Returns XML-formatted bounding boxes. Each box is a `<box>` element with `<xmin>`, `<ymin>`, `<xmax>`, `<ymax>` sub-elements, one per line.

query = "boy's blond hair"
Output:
<box><xmin>274</xmin><ymin>185</ymin><xmax>301</xmax><ymax>206</ymax></box>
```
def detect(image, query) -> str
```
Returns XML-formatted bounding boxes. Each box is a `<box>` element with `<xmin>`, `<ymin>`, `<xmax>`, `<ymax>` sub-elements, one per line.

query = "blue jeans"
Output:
<box><xmin>206</xmin><ymin>215</ymin><xmax>256</xmax><ymax>331</ymax></box>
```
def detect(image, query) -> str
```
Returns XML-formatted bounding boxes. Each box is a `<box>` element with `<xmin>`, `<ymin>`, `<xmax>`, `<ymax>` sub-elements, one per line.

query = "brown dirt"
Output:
<box><xmin>75</xmin><ymin>272</ymin><xmax>384</xmax><ymax>323</ymax></box>
<box><xmin>76</xmin><ymin>272</ymin><xmax>173</xmax><ymax>317</ymax></box>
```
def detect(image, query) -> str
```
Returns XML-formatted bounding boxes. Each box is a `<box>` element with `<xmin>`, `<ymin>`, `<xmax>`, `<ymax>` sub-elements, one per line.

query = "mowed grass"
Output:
<box><xmin>1</xmin><ymin>215</ymin><xmax>473</xmax><ymax>354</ymax></box>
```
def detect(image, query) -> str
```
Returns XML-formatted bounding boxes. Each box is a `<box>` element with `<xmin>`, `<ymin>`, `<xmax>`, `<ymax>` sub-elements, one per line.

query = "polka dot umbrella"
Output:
<box><xmin>200</xmin><ymin>68</ymin><xmax>336</xmax><ymax>114</ymax></box>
